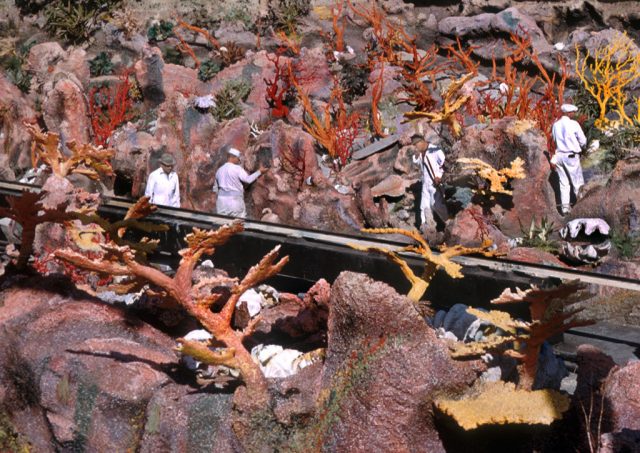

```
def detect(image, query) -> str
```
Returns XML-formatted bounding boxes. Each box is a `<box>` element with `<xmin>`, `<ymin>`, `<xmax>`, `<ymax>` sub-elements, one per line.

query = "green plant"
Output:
<box><xmin>44</xmin><ymin>0</ymin><xmax>115</xmax><ymax>44</ymax></box>
<box><xmin>211</xmin><ymin>80</ymin><xmax>251</xmax><ymax>121</ymax></box>
<box><xmin>197</xmin><ymin>59</ymin><xmax>221</xmax><ymax>81</ymax></box>
<box><xmin>1</xmin><ymin>41</ymin><xmax>34</xmax><ymax>93</ymax></box>
<box><xmin>518</xmin><ymin>216</ymin><xmax>558</xmax><ymax>252</ymax></box>
<box><xmin>223</xmin><ymin>5</ymin><xmax>254</xmax><ymax>29</ymax></box>
<box><xmin>611</xmin><ymin>230</ymin><xmax>640</xmax><ymax>259</ymax></box>
<box><xmin>340</xmin><ymin>59</ymin><xmax>369</xmax><ymax>104</ymax></box>
<box><xmin>268</xmin><ymin>0</ymin><xmax>310</xmax><ymax>33</ymax></box>
<box><xmin>162</xmin><ymin>47</ymin><xmax>183</xmax><ymax>65</ymax></box>
<box><xmin>147</xmin><ymin>20</ymin><xmax>174</xmax><ymax>42</ymax></box>
<box><xmin>0</xmin><ymin>410</ymin><xmax>30</xmax><ymax>453</ymax></box>
<box><xmin>89</xmin><ymin>52</ymin><xmax>114</xmax><ymax>77</ymax></box>
<box><xmin>599</xmin><ymin>122</ymin><xmax>640</xmax><ymax>172</ymax></box>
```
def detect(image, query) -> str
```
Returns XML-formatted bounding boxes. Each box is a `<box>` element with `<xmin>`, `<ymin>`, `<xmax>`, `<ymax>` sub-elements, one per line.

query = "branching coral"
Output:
<box><xmin>55</xmin><ymin>221</ymin><xmax>289</xmax><ymax>400</ymax></box>
<box><xmin>292</xmin><ymin>75</ymin><xmax>360</xmax><ymax>167</ymax></box>
<box><xmin>0</xmin><ymin>191</ymin><xmax>73</xmax><ymax>269</ymax></box>
<box><xmin>405</xmin><ymin>72</ymin><xmax>474</xmax><ymax>137</ymax></box>
<box><xmin>25</xmin><ymin>123</ymin><xmax>114</xmax><ymax>180</ymax></box>
<box><xmin>457</xmin><ymin>157</ymin><xmax>526</xmax><ymax>195</ymax></box>
<box><xmin>88</xmin><ymin>69</ymin><xmax>134</xmax><ymax>147</ymax></box>
<box><xmin>350</xmin><ymin>228</ymin><xmax>499</xmax><ymax>303</ymax></box>
<box><xmin>575</xmin><ymin>32</ymin><xmax>640</xmax><ymax>129</ymax></box>
<box><xmin>450</xmin><ymin>281</ymin><xmax>593</xmax><ymax>390</ymax></box>
<box><xmin>264</xmin><ymin>50</ymin><xmax>295</xmax><ymax>119</ymax></box>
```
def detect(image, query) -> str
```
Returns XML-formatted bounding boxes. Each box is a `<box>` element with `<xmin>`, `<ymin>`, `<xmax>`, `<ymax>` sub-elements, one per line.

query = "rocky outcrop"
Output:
<box><xmin>0</xmin><ymin>75</ymin><xmax>38</xmax><ymax>171</ymax></box>
<box><xmin>42</xmin><ymin>76</ymin><xmax>91</xmax><ymax>146</ymax></box>
<box><xmin>317</xmin><ymin>271</ymin><xmax>480</xmax><ymax>452</ymax></box>
<box><xmin>447</xmin><ymin>118</ymin><xmax>560</xmax><ymax>237</ymax></box>
<box><xmin>603</xmin><ymin>361</ymin><xmax>640</xmax><ymax>432</ymax></box>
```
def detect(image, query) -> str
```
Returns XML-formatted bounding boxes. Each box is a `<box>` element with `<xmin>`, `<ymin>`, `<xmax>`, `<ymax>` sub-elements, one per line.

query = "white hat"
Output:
<box><xmin>228</xmin><ymin>147</ymin><xmax>241</xmax><ymax>157</ymax></box>
<box><xmin>561</xmin><ymin>104</ymin><xmax>578</xmax><ymax>113</ymax></box>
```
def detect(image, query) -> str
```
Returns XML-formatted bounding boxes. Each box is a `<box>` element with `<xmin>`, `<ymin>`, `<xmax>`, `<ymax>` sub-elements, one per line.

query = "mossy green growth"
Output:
<box><xmin>162</xmin><ymin>47</ymin><xmax>183</xmax><ymax>65</ymax></box>
<box><xmin>197</xmin><ymin>59</ymin><xmax>221</xmax><ymax>82</ymax></box>
<box><xmin>147</xmin><ymin>20</ymin><xmax>174</xmax><ymax>42</ymax></box>
<box><xmin>211</xmin><ymin>80</ymin><xmax>251</xmax><ymax>121</ymax></box>
<box><xmin>44</xmin><ymin>0</ymin><xmax>116</xmax><ymax>44</ymax></box>
<box><xmin>89</xmin><ymin>52</ymin><xmax>114</xmax><ymax>77</ymax></box>
<box><xmin>0</xmin><ymin>410</ymin><xmax>31</xmax><ymax>453</ymax></box>
<box><xmin>1</xmin><ymin>41</ymin><xmax>34</xmax><ymax>93</ymax></box>
<box><xmin>611</xmin><ymin>229</ymin><xmax>640</xmax><ymax>259</ymax></box>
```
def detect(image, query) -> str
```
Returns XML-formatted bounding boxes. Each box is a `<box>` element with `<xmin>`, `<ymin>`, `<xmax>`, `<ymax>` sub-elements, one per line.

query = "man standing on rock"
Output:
<box><xmin>145</xmin><ymin>153</ymin><xmax>180</xmax><ymax>208</ymax></box>
<box><xmin>551</xmin><ymin>104</ymin><xmax>587</xmax><ymax>216</ymax></box>
<box><xmin>413</xmin><ymin>140</ymin><xmax>448</xmax><ymax>236</ymax></box>
<box><xmin>214</xmin><ymin>146</ymin><xmax>268</xmax><ymax>218</ymax></box>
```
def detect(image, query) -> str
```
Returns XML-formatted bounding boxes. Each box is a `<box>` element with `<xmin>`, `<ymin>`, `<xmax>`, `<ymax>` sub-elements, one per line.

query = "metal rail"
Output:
<box><xmin>2</xmin><ymin>179</ymin><xmax>640</xmax><ymax>292</ymax></box>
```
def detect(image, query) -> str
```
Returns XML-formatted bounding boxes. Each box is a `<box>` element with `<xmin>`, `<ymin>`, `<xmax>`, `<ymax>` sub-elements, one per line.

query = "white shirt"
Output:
<box><xmin>145</xmin><ymin>167</ymin><xmax>180</xmax><ymax>207</ymax></box>
<box><xmin>552</xmin><ymin>115</ymin><xmax>587</xmax><ymax>153</ymax></box>
<box><xmin>413</xmin><ymin>147</ymin><xmax>445</xmax><ymax>183</ymax></box>
<box><xmin>214</xmin><ymin>162</ymin><xmax>261</xmax><ymax>194</ymax></box>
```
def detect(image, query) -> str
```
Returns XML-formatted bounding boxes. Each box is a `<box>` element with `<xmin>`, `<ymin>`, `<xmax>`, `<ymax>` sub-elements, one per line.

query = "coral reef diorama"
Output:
<box><xmin>0</xmin><ymin>0</ymin><xmax>639</xmax><ymax>451</ymax></box>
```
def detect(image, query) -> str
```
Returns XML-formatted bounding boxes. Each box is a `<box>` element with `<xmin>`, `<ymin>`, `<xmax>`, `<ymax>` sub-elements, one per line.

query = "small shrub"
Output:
<box><xmin>223</xmin><ymin>5</ymin><xmax>254</xmax><ymax>29</ymax></box>
<box><xmin>162</xmin><ymin>47</ymin><xmax>183</xmax><ymax>65</ymax></box>
<box><xmin>268</xmin><ymin>0</ymin><xmax>310</xmax><ymax>33</ymax></box>
<box><xmin>89</xmin><ymin>52</ymin><xmax>114</xmax><ymax>77</ymax></box>
<box><xmin>1</xmin><ymin>41</ymin><xmax>34</xmax><ymax>93</ymax></box>
<box><xmin>611</xmin><ymin>230</ymin><xmax>640</xmax><ymax>259</ymax></box>
<box><xmin>147</xmin><ymin>20</ymin><xmax>174</xmax><ymax>42</ymax></box>
<box><xmin>519</xmin><ymin>216</ymin><xmax>558</xmax><ymax>253</ymax></box>
<box><xmin>197</xmin><ymin>59</ymin><xmax>221</xmax><ymax>81</ymax></box>
<box><xmin>599</xmin><ymin>122</ymin><xmax>640</xmax><ymax>172</ymax></box>
<box><xmin>340</xmin><ymin>59</ymin><xmax>369</xmax><ymax>104</ymax></box>
<box><xmin>212</xmin><ymin>80</ymin><xmax>250</xmax><ymax>121</ymax></box>
<box><xmin>220</xmin><ymin>41</ymin><xmax>246</xmax><ymax>67</ymax></box>
<box><xmin>44</xmin><ymin>0</ymin><xmax>116</xmax><ymax>44</ymax></box>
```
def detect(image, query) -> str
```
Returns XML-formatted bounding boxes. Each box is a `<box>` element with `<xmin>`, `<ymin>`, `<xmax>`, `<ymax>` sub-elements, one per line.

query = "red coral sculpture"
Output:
<box><xmin>264</xmin><ymin>50</ymin><xmax>294</xmax><ymax>119</ymax></box>
<box><xmin>0</xmin><ymin>191</ymin><xmax>73</xmax><ymax>269</ymax></box>
<box><xmin>293</xmin><ymin>73</ymin><xmax>360</xmax><ymax>168</ymax></box>
<box><xmin>88</xmin><ymin>69</ymin><xmax>133</xmax><ymax>147</ymax></box>
<box><xmin>55</xmin><ymin>221</ymin><xmax>289</xmax><ymax>401</ymax></box>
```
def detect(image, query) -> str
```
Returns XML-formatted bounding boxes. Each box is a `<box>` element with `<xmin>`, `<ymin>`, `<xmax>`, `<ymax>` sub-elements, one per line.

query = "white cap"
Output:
<box><xmin>228</xmin><ymin>147</ymin><xmax>241</xmax><ymax>157</ymax></box>
<box><xmin>561</xmin><ymin>104</ymin><xmax>578</xmax><ymax>113</ymax></box>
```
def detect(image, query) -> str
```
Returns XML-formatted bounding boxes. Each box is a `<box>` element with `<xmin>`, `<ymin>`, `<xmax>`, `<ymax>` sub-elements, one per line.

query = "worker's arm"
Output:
<box><xmin>171</xmin><ymin>175</ymin><xmax>181</xmax><ymax>208</ymax></box>
<box><xmin>574</xmin><ymin>122</ymin><xmax>587</xmax><ymax>149</ymax></box>
<box><xmin>238</xmin><ymin>167</ymin><xmax>262</xmax><ymax>184</ymax></box>
<box><xmin>144</xmin><ymin>172</ymin><xmax>155</xmax><ymax>202</ymax></box>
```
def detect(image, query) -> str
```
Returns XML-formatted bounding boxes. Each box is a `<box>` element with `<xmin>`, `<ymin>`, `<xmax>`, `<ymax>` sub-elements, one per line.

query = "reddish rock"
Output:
<box><xmin>318</xmin><ymin>272</ymin><xmax>479</xmax><ymax>452</ymax></box>
<box><xmin>570</xmin><ymin>158</ymin><xmax>640</xmax><ymax>237</ymax></box>
<box><xmin>505</xmin><ymin>247</ymin><xmax>570</xmax><ymax>267</ymax></box>
<box><xmin>445</xmin><ymin>204</ymin><xmax>509</xmax><ymax>250</ymax></box>
<box><xmin>0</xmin><ymin>278</ymin><xmax>180</xmax><ymax>451</ymax></box>
<box><xmin>183</xmin><ymin>118</ymin><xmax>250</xmax><ymax>211</ymax></box>
<box><xmin>42</xmin><ymin>77</ymin><xmax>91</xmax><ymax>145</ymax></box>
<box><xmin>296</xmin><ymin>46</ymin><xmax>333</xmax><ymax>100</ymax></box>
<box><xmin>109</xmin><ymin>125</ymin><xmax>163</xmax><ymax>198</ymax></box>
<box><xmin>603</xmin><ymin>361</ymin><xmax>640</xmax><ymax>432</ymax></box>
<box><xmin>27</xmin><ymin>42</ymin><xmax>67</xmax><ymax>80</ymax></box>
<box><xmin>0</xmin><ymin>74</ymin><xmax>38</xmax><ymax>170</ymax></box>
<box><xmin>447</xmin><ymin>118</ymin><xmax>561</xmax><ymax>237</ymax></box>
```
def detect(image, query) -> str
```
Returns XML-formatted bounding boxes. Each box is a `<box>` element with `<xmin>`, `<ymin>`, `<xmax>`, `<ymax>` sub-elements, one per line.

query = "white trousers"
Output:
<box><xmin>420</xmin><ymin>181</ymin><xmax>438</xmax><ymax>231</ymax></box>
<box><xmin>555</xmin><ymin>152</ymin><xmax>584</xmax><ymax>214</ymax></box>
<box><xmin>216</xmin><ymin>195</ymin><xmax>247</xmax><ymax>218</ymax></box>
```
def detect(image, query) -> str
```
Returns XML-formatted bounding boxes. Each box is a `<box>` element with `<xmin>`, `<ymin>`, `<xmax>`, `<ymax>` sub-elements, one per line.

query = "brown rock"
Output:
<box><xmin>505</xmin><ymin>247</ymin><xmax>570</xmax><ymax>267</ymax></box>
<box><xmin>445</xmin><ymin>204</ymin><xmax>509</xmax><ymax>249</ymax></box>
<box><xmin>0</xmin><ymin>74</ymin><xmax>38</xmax><ymax>170</ymax></box>
<box><xmin>42</xmin><ymin>77</ymin><xmax>91</xmax><ymax>145</ymax></box>
<box><xmin>447</xmin><ymin>118</ymin><xmax>561</xmax><ymax>237</ymax></box>
<box><xmin>603</xmin><ymin>361</ymin><xmax>640</xmax><ymax>432</ymax></box>
<box><xmin>317</xmin><ymin>271</ymin><xmax>479</xmax><ymax>452</ymax></box>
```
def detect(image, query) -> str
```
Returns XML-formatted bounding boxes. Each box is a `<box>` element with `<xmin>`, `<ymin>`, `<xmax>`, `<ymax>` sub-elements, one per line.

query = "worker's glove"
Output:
<box><xmin>586</xmin><ymin>140</ymin><xmax>600</xmax><ymax>154</ymax></box>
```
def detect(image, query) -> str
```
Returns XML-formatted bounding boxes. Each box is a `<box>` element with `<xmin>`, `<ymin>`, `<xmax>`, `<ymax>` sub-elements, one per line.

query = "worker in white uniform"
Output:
<box><xmin>214</xmin><ymin>147</ymin><xmax>268</xmax><ymax>218</ymax></box>
<box><xmin>144</xmin><ymin>153</ymin><xmax>181</xmax><ymax>207</ymax></box>
<box><xmin>551</xmin><ymin>104</ymin><xmax>587</xmax><ymax>216</ymax></box>
<box><xmin>413</xmin><ymin>141</ymin><xmax>447</xmax><ymax>235</ymax></box>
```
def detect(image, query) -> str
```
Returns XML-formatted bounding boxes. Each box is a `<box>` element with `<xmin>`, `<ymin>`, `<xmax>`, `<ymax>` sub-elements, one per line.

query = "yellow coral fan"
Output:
<box><xmin>435</xmin><ymin>381</ymin><xmax>570</xmax><ymax>430</ymax></box>
<box><xmin>575</xmin><ymin>32</ymin><xmax>640</xmax><ymax>129</ymax></box>
<box><xmin>458</xmin><ymin>157</ymin><xmax>526</xmax><ymax>195</ymax></box>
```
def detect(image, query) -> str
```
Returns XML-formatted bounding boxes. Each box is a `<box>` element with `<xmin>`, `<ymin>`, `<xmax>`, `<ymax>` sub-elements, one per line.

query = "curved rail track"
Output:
<box><xmin>1</xmin><ymin>179</ymin><xmax>638</xmax><ymax>362</ymax></box>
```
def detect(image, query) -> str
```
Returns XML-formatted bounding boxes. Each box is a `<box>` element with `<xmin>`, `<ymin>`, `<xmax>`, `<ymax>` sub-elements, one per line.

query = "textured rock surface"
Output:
<box><xmin>603</xmin><ymin>361</ymin><xmax>640</xmax><ymax>432</ymax></box>
<box><xmin>316</xmin><ymin>271</ymin><xmax>480</xmax><ymax>452</ymax></box>
<box><xmin>0</xmin><ymin>75</ymin><xmax>38</xmax><ymax>171</ymax></box>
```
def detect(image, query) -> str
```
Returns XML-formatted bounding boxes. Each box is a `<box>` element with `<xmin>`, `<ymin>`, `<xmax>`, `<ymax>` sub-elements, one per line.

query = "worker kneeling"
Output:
<box><xmin>214</xmin><ymin>146</ymin><xmax>268</xmax><ymax>218</ymax></box>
